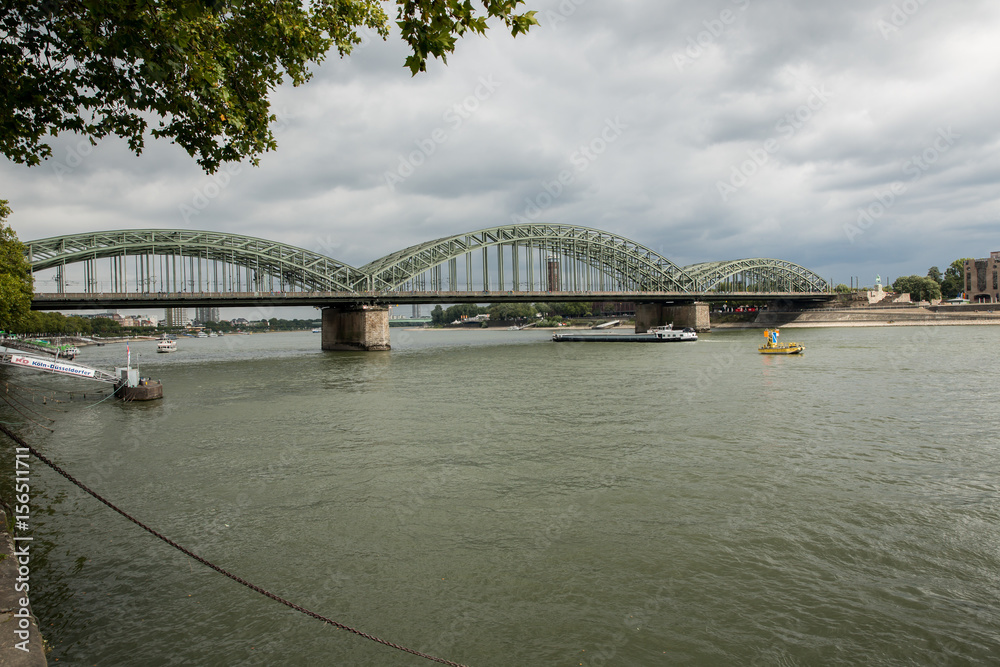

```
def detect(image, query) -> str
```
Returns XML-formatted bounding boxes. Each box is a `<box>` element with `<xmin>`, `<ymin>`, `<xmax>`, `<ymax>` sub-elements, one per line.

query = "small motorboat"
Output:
<box><xmin>759</xmin><ymin>329</ymin><xmax>804</xmax><ymax>354</ymax></box>
<box><xmin>57</xmin><ymin>345</ymin><xmax>80</xmax><ymax>360</ymax></box>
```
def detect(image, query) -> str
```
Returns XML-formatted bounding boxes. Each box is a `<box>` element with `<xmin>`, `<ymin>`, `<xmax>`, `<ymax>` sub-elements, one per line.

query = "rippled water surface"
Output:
<box><xmin>3</xmin><ymin>326</ymin><xmax>999</xmax><ymax>665</ymax></box>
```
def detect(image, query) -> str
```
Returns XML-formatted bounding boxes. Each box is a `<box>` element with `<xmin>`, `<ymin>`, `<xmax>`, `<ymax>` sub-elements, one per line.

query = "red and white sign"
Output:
<box><xmin>9</xmin><ymin>354</ymin><xmax>97</xmax><ymax>379</ymax></box>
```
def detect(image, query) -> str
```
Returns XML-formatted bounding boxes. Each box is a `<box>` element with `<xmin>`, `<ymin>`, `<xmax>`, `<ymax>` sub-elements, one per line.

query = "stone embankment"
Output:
<box><xmin>0</xmin><ymin>509</ymin><xmax>46</xmax><ymax>665</ymax></box>
<box><xmin>714</xmin><ymin>305</ymin><xmax>1000</xmax><ymax>329</ymax></box>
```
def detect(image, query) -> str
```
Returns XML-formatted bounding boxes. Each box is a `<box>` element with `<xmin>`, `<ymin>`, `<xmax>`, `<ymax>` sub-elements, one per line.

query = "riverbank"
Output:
<box><xmin>713</xmin><ymin>307</ymin><xmax>1000</xmax><ymax>329</ymax></box>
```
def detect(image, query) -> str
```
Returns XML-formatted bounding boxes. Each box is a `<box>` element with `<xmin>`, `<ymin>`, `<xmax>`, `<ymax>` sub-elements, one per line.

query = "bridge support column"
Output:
<box><xmin>635</xmin><ymin>302</ymin><xmax>710</xmax><ymax>333</ymax></box>
<box><xmin>321</xmin><ymin>305</ymin><xmax>390</xmax><ymax>351</ymax></box>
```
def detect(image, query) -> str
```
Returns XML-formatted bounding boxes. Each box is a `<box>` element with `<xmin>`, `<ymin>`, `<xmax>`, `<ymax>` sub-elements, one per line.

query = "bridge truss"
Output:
<box><xmin>682</xmin><ymin>259</ymin><xmax>829</xmax><ymax>293</ymax></box>
<box><xmin>26</xmin><ymin>229</ymin><xmax>365</xmax><ymax>294</ymax></box>
<box><xmin>359</xmin><ymin>224</ymin><xmax>693</xmax><ymax>292</ymax></box>
<box><xmin>26</xmin><ymin>225</ymin><xmax>830</xmax><ymax>298</ymax></box>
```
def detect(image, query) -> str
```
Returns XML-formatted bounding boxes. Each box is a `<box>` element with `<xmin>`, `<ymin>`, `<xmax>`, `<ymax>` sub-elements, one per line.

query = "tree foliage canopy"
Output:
<box><xmin>487</xmin><ymin>302</ymin><xmax>535</xmax><ymax>321</ymax></box>
<box><xmin>544</xmin><ymin>301</ymin><xmax>591</xmax><ymax>317</ymax></box>
<box><xmin>940</xmin><ymin>258</ymin><xmax>970</xmax><ymax>299</ymax></box>
<box><xmin>9</xmin><ymin>312</ymin><xmax>123</xmax><ymax>336</ymax></box>
<box><xmin>891</xmin><ymin>275</ymin><xmax>942</xmax><ymax>303</ymax></box>
<box><xmin>0</xmin><ymin>200</ymin><xmax>34</xmax><ymax>331</ymax></box>
<box><xmin>1</xmin><ymin>0</ymin><xmax>537</xmax><ymax>172</ymax></box>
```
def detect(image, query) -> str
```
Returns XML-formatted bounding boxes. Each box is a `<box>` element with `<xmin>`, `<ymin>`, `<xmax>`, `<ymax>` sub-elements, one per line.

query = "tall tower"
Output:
<box><xmin>546</xmin><ymin>258</ymin><xmax>560</xmax><ymax>292</ymax></box>
<box><xmin>165</xmin><ymin>308</ymin><xmax>187</xmax><ymax>328</ymax></box>
<box><xmin>196</xmin><ymin>307</ymin><xmax>220</xmax><ymax>324</ymax></box>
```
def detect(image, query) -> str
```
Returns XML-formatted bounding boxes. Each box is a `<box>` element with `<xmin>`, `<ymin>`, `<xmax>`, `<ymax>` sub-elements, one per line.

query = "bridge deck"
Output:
<box><xmin>32</xmin><ymin>290</ymin><xmax>833</xmax><ymax>310</ymax></box>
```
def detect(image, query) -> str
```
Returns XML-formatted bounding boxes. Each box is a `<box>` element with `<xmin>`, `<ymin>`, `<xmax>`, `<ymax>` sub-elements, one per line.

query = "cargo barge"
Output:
<box><xmin>552</xmin><ymin>325</ymin><xmax>697</xmax><ymax>343</ymax></box>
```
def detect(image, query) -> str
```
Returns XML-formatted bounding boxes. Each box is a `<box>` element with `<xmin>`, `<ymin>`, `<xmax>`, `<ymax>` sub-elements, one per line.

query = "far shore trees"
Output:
<box><xmin>940</xmin><ymin>259</ymin><xmax>970</xmax><ymax>299</ymax></box>
<box><xmin>892</xmin><ymin>275</ymin><xmax>942</xmax><ymax>302</ymax></box>
<box><xmin>487</xmin><ymin>303</ymin><xmax>536</xmax><ymax>321</ymax></box>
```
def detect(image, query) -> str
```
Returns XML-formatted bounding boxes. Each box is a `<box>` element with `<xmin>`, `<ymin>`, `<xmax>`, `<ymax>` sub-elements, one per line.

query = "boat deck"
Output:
<box><xmin>552</xmin><ymin>333</ymin><xmax>664</xmax><ymax>342</ymax></box>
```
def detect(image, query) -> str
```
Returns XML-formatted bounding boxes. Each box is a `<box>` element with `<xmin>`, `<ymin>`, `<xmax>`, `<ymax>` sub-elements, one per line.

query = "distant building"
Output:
<box><xmin>123</xmin><ymin>314</ymin><xmax>158</xmax><ymax>327</ymax></box>
<box><xmin>964</xmin><ymin>251</ymin><xmax>1000</xmax><ymax>303</ymax></box>
<box><xmin>165</xmin><ymin>308</ymin><xmax>188</xmax><ymax>327</ymax></box>
<box><xmin>196</xmin><ymin>307</ymin><xmax>220</xmax><ymax>324</ymax></box>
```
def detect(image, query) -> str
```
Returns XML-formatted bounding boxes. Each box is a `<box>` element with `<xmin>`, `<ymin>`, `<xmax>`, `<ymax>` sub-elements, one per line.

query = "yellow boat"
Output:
<box><xmin>759</xmin><ymin>328</ymin><xmax>804</xmax><ymax>354</ymax></box>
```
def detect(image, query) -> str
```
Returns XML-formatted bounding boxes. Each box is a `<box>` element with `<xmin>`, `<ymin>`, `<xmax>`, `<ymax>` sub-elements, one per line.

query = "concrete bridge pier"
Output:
<box><xmin>635</xmin><ymin>302</ymin><xmax>711</xmax><ymax>333</ymax></box>
<box><xmin>321</xmin><ymin>305</ymin><xmax>391</xmax><ymax>351</ymax></box>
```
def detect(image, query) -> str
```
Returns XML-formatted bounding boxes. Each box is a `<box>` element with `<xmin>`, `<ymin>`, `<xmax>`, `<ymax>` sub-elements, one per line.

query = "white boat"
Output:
<box><xmin>157</xmin><ymin>340</ymin><xmax>177</xmax><ymax>353</ymax></box>
<box><xmin>312</xmin><ymin>328</ymin><xmax>321</xmax><ymax>333</ymax></box>
<box><xmin>57</xmin><ymin>346</ymin><xmax>80</xmax><ymax>359</ymax></box>
<box><xmin>197</xmin><ymin>332</ymin><xmax>208</xmax><ymax>338</ymax></box>
<box><xmin>650</xmin><ymin>325</ymin><xmax>698</xmax><ymax>342</ymax></box>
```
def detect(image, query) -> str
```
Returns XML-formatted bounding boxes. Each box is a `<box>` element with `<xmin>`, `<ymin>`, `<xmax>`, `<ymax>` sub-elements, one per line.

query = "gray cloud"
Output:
<box><xmin>3</xmin><ymin>0</ymin><xmax>1000</xmax><ymax>288</ymax></box>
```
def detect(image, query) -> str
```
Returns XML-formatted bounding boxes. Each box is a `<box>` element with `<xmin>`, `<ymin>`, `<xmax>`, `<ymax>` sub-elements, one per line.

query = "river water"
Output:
<box><xmin>3</xmin><ymin>326</ymin><xmax>999</xmax><ymax>665</ymax></box>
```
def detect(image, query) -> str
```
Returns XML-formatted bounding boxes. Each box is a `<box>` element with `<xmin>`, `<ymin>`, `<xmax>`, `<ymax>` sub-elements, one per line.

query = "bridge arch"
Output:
<box><xmin>682</xmin><ymin>258</ymin><xmax>828</xmax><ymax>293</ymax></box>
<box><xmin>358</xmin><ymin>223</ymin><xmax>695</xmax><ymax>292</ymax></box>
<box><xmin>26</xmin><ymin>229</ymin><xmax>365</xmax><ymax>293</ymax></box>
<box><xmin>25</xmin><ymin>226</ymin><xmax>830</xmax><ymax>298</ymax></box>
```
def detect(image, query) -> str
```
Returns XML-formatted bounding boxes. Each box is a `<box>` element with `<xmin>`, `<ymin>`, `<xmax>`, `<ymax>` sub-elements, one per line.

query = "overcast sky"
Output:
<box><xmin>4</xmin><ymin>0</ymin><xmax>999</xmax><ymax>297</ymax></box>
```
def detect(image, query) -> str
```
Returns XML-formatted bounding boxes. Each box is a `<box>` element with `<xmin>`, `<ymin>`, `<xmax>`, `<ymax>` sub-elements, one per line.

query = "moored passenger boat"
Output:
<box><xmin>58</xmin><ymin>345</ymin><xmax>80</xmax><ymax>359</ymax></box>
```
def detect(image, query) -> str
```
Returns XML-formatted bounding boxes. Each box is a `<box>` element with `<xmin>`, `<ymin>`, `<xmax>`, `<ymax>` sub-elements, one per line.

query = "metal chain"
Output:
<box><xmin>0</xmin><ymin>423</ymin><xmax>469</xmax><ymax>667</ymax></box>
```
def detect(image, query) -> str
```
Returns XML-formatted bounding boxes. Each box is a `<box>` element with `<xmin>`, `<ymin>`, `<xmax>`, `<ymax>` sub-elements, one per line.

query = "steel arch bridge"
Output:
<box><xmin>26</xmin><ymin>229</ymin><xmax>365</xmax><ymax>293</ymax></box>
<box><xmin>682</xmin><ymin>259</ymin><xmax>829</xmax><ymax>293</ymax></box>
<box><xmin>358</xmin><ymin>223</ymin><xmax>693</xmax><ymax>292</ymax></box>
<box><xmin>25</xmin><ymin>224</ymin><xmax>829</xmax><ymax>298</ymax></box>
